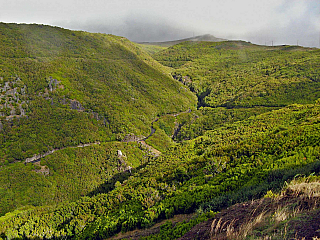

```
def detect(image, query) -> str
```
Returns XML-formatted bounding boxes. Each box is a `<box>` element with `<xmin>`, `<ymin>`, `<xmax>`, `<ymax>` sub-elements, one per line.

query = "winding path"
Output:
<box><xmin>24</xmin><ymin>109</ymin><xmax>192</xmax><ymax>163</ymax></box>
<box><xmin>124</xmin><ymin>109</ymin><xmax>192</xmax><ymax>157</ymax></box>
<box><xmin>25</xmin><ymin>142</ymin><xmax>101</xmax><ymax>163</ymax></box>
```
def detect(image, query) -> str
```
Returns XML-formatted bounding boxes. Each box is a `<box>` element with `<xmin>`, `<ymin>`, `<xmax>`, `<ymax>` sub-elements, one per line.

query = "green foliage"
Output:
<box><xmin>1</xmin><ymin>23</ymin><xmax>320</xmax><ymax>240</ymax></box>
<box><xmin>154</xmin><ymin>41</ymin><xmax>320</xmax><ymax>108</ymax></box>
<box><xmin>136</xmin><ymin>43</ymin><xmax>168</xmax><ymax>55</ymax></box>
<box><xmin>1</xmin><ymin>102</ymin><xmax>320</xmax><ymax>239</ymax></box>
<box><xmin>145</xmin><ymin>128</ymin><xmax>177</xmax><ymax>153</ymax></box>
<box><xmin>145</xmin><ymin>115</ymin><xmax>177</xmax><ymax>152</ymax></box>
<box><xmin>140</xmin><ymin>212</ymin><xmax>216</xmax><ymax>240</ymax></box>
<box><xmin>0</xmin><ymin>22</ymin><xmax>196</xmax><ymax>165</ymax></box>
<box><xmin>0</xmin><ymin>141</ymin><xmax>147</xmax><ymax>216</ymax></box>
<box><xmin>176</xmin><ymin>106</ymin><xmax>278</xmax><ymax>141</ymax></box>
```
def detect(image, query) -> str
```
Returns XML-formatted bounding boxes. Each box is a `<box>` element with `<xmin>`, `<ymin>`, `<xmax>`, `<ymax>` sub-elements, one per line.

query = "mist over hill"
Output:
<box><xmin>138</xmin><ymin>34</ymin><xmax>226</xmax><ymax>47</ymax></box>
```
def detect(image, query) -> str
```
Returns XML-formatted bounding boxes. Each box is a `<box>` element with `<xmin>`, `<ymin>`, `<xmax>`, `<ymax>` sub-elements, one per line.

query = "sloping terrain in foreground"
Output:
<box><xmin>181</xmin><ymin>175</ymin><xmax>320</xmax><ymax>240</ymax></box>
<box><xmin>1</xmin><ymin>101</ymin><xmax>320</xmax><ymax>239</ymax></box>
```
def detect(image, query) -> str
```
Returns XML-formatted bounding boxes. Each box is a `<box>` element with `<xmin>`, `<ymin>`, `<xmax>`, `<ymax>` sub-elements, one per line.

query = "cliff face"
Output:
<box><xmin>0</xmin><ymin>77</ymin><xmax>28</xmax><ymax>120</ymax></box>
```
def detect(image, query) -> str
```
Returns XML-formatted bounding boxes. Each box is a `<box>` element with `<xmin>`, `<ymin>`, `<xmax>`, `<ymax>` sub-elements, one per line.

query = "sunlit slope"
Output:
<box><xmin>154</xmin><ymin>41</ymin><xmax>320</xmax><ymax>108</ymax></box>
<box><xmin>0</xmin><ymin>23</ymin><xmax>196</xmax><ymax>163</ymax></box>
<box><xmin>1</xmin><ymin>101</ymin><xmax>320</xmax><ymax>239</ymax></box>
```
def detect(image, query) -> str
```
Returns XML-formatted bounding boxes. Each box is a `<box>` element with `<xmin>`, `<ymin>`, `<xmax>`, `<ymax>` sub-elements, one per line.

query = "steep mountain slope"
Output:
<box><xmin>0</xmin><ymin>23</ymin><xmax>196</xmax><ymax>215</ymax></box>
<box><xmin>181</xmin><ymin>175</ymin><xmax>320</xmax><ymax>240</ymax></box>
<box><xmin>0</xmin><ymin>22</ymin><xmax>196</xmax><ymax>164</ymax></box>
<box><xmin>0</xmin><ymin>24</ymin><xmax>320</xmax><ymax>240</ymax></box>
<box><xmin>1</xmin><ymin>101</ymin><xmax>320</xmax><ymax>239</ymax></box>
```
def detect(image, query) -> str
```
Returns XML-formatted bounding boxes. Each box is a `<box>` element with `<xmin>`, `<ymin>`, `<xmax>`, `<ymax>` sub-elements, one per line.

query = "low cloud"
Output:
<box><xmin>242</xmin><ymin>0</ymin><xmax>320</xmax><ymax>47</ymax></box>
<box><xmin>2</xmin><ymin>0</ymin><xmax>319</xmax><ymax>47</ymax></box>
<box><xmin>61</xmin><ymin>15</ymin><xmax>194</xmax><ymax>42</ymax></box>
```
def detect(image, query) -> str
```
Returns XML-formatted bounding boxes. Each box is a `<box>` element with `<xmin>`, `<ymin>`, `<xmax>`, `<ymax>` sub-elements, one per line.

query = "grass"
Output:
<box><xmin>207</xmin><ymin>174</ymin><xmax>320</xmax><ymax>240</ymax></box>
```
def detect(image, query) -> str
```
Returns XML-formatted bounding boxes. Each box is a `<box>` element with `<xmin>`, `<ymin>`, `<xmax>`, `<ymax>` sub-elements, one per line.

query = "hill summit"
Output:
<box><xmin>139</xmin><ymin>34</ymin><xmax>226</xmax><ymax>47</ymax></box>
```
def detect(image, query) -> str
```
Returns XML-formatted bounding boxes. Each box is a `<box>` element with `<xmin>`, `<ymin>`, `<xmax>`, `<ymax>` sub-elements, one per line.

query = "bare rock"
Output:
<box><xmin>122</xmin><ymin>134</ymin><xmax>145</xmax><ymax>142</ymax></box>
<box><xmin>70</xmin><ymin>100</ymin><xmax>85</xmax><ymax>111</ymax></box>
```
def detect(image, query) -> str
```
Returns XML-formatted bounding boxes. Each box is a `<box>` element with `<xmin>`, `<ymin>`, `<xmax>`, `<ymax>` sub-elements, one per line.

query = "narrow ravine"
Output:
<box><xmin>139</xmin><ymin>109</ymin><xmax>192</xmax><ymax>156</ymax></box>
<box><xmin>121</xmin><ymin>109</ymin><xmax>192</xmax><ymax>157</ymax></box>
<box><xmin>142</xmin><ymin>118</ymin><xmax>159</xmax><ymax>141</ymax></box>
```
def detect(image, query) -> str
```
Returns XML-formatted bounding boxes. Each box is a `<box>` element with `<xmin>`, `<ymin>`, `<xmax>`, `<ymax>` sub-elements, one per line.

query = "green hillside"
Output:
<box><xmin>0</xmin><ymin>23</ymin><xmax>196</xmax><ymax>216</ymax></box>
<box><xmin>1</xmin><ymin>101</ymin><xmax>320</xmax><ymax>239</ymax></box>
<box><xmin>0</xmin><ymin>23</ymin><xmax>196</xmax><ymax>165</ymax></box>
<box><xmin>0</xmin><ymin>23</ymin><xmax>320</xmax><ymax>240</ymax></box>
<box><xmin>154</xmin><ymin>41</ymin><xmax>320</xmax><ymax>108</ymax></box>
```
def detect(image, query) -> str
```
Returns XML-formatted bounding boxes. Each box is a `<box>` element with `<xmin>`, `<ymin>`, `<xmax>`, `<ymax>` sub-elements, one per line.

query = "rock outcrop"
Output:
<box><xmin>0</xmin><ymin>76</ymin><xmax>28</xmax><ymax>122</ymax></box>
<box><xmin>122</xmin><ymin>134</ymin><xmax>145</xmax><ymax>142</ymax></box>
<box><xmin>117</xmin><ymin>150</ymin><xmax>132</xmax><ymax>173</ymax></box>
<box><xmin>48</xmin><ymin>77</ymin><xmax>59</xmax><ymax>92</ymax></box>
<box><xmin>70</xmin><ymin>100</ymin><xmax>85</xmax><ymax>111</ymax></box>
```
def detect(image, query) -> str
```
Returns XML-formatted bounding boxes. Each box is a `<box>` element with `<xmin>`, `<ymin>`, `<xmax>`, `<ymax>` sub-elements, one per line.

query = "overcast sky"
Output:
<box><xmin>0</xmin><ymin>0</ymin><xmax>319</xmax><ymax>47</ymax></box>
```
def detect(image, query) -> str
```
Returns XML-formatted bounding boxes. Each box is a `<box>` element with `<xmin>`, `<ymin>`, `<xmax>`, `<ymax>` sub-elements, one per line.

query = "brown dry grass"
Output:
<box><xmin>207</xmin><ymin>177</ymin><xmax>320</xmax><ymax>240</ymax></box>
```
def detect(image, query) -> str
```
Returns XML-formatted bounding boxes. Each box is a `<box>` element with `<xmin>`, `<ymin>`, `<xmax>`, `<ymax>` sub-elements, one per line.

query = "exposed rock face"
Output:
<box><xmin>33</xmin><ymin>161</ymin><xmax>50</xmax><ymax>176</ymax></box>
<box><xmin>3</xmin><ymin>82</ymin><xmax>10</xmax><ymax>92</ymax></box>
<box><xmin>172</xmin><ymin>73</ymin><xmax>192</xmax><ymax>86</ymax></box>
<box><xmin>122</xmin><ymin>134</ymin><xmax>145</xmax><ymax>142</ymax></box>
<box><xmin>70</xmin><ymin>100</ymin><xmax>85</xmax><ymax>111</ymax></box>
<box><xmin>20</xmin><ymin>106</ymin><xmax>25</xmax><ymax>116</ymax></box>
<box><xmin>20</xmin><ymin>86</ymin><xmax>26</xmax><ymax>95</ymax></box>
<box><xmin>117</xmin><ymin>150</ymin><xmax>123</xmax><ymax>157</ymax></box>
<box><xmin>0</xmin><ymin>77</ymin><xmax>28</xmax><ymax>123</ymax></box>
<box><xmin>117</xmin><ymin>150</ymin><xmax>132</xmax><ymax>173</ymax></box>
<box><xmin>48</xmin><ymin>77</ymin><xmax>59</xmax><ymax>92</ymax></box>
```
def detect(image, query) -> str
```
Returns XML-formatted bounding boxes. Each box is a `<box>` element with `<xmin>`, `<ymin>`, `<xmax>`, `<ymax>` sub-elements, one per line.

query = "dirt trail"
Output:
<box><xmin>123</xmin><ymin>109</ymin><xmax>192</xmax><ymax>157</ymax></box>
<box><xmin>25</xmin><ymin>109</ymin><xmax>192</xmax><ymax>164</ymax></box>
<box><xmin>25</xmin><ymin>142</ymin><xmax>100</xmax><ymax>163</ymax></box>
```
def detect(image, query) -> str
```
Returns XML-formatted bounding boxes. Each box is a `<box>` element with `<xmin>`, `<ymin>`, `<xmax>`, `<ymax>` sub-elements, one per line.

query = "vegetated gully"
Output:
<box><xmin>143</xmin><ymin>108</ymin><xmax>191</xmax><ymax>141</ymax></box>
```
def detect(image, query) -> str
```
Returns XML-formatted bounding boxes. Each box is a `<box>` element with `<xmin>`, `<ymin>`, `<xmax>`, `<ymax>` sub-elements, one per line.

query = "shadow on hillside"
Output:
<box><xmin>3</xmin><ymin>161</ymin><xmax>320</xmax><ymax>240</ymax></box>
<box><xmin>87</xmin><ymin>162</ymin><xmax>149</xmax><ymax>197</ymax></box>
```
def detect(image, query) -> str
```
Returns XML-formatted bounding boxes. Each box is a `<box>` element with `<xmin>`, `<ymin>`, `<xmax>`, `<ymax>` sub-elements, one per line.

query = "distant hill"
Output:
<box><xmin>138</xmin><ymin>34</ymin><xmax>226</xmax><ymax>47</ymax></box>
<box><xmin>154</xmin><ymin>40</ymin><xmax>320</xmax><ymax>108</ymax></box>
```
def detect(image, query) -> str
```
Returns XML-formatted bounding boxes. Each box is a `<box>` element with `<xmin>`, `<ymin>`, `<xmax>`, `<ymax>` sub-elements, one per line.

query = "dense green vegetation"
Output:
<box><xmin>0</xmin><ymin>22</ymin><xmax>195</xmax><ymax>223</ymax></box>
<box><xmin>140</xmin><ymin>211</ymin><xmax>216</xmax><ymax>240</ymax></box>
<box><xmin>0</xmin><ymin>22</ymin><xmax>196</xmax><ymax>165</ymax></box>
<box><xmin>154</xmin><ymin>41</ymin><xmax>320</xmax><ymax>108</ymax></box>
<box><xmin>1</xmin><ymin>101</ymin><xmax>320</xmax><ymax>239</ymax></box>
<box><xmin>136</xmin><ymin>43</ymin><xmax>168</xmax><ymax>55</ymax></box>
<box><xmin>0</xmin><ymin>141</ymin><xmax>151</xmax><ymax>216</ymax></box>
<box><xmin>0</xmin><ymin>23</ymin><xmax>320</xmax><ymax>239</ymax></box>
<box><xmin>176</xmin><ymin>106</ymin><xmax>279</xmax><ymax>141</ymax></box>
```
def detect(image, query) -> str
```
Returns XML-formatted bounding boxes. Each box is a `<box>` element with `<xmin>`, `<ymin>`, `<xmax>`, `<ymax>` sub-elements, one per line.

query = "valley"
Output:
<box><xmin>0</xmin><ymin>23</ymin><xmax>319</xmax><ymax>239</ymax></box>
